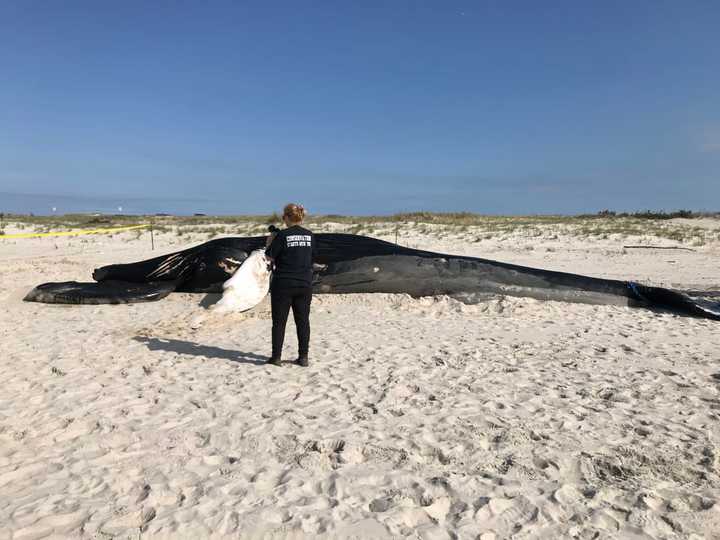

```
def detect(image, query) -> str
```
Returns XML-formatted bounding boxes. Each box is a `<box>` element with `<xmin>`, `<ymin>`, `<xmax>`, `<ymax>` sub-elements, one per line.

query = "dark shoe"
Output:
<box><xmin>296</xmin><ymin>357</ymin><xmax>308</xmax><ymax>367</ymax></box>
<box><xmin>267</xmin><ymin>357</ymin><xmax>282</xmax><ymax>366</ymax></box>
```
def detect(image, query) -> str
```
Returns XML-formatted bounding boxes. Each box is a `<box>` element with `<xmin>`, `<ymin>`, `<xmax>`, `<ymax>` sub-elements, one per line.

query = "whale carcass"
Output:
<box><xmin>23</xmin><ymin>234</ymin><xmax>720</xmax><ymax>320</ymax></box>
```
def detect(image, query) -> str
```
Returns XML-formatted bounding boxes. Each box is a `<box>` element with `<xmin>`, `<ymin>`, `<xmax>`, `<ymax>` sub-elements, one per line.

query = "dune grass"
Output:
<box><xmin>3</xmin><ymin>211</ymin><xmax>718</xmax><ymax>245</ymax></box>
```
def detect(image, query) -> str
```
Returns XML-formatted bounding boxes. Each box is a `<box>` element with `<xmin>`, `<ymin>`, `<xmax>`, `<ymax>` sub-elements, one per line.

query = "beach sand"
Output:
<box><xmin>1</xmin><ymin>220</ymin><xmax>719</xmax><ymax>539</ymax></box>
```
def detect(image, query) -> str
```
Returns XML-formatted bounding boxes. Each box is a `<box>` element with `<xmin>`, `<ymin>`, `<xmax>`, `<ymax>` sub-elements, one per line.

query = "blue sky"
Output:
<box><xmin>1</xmin><ymin>1</ymin><xmax>719</xmax><ymax>215</ymax></box>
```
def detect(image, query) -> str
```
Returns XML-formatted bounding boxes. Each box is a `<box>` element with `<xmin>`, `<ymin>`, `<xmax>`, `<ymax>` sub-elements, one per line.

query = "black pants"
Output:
<box><xmin>271</xmin><ymin>287</ymin><xmax>312</xmax><ymax>359</ymax></box>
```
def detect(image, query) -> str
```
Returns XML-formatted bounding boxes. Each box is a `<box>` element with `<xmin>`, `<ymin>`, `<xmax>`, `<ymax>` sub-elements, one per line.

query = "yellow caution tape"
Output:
<box><xmin>0</xmin><ymin>224</ymin><xmax>150</xmax><ymax>239</ymax></box>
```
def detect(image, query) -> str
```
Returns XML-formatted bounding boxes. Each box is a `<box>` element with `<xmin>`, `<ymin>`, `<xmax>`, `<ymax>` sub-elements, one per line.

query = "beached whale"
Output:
<box><xmin>23</xmin><ymin>234</ymin><xmax>720</xmax><ymax>320</ymax></box>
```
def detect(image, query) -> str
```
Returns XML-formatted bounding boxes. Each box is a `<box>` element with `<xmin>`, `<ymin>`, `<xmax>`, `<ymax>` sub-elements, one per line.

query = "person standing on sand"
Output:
<box><xmin>265</xmin><ymin>203</ymin><xmax>317</xmax><ymax>367</ymax></box>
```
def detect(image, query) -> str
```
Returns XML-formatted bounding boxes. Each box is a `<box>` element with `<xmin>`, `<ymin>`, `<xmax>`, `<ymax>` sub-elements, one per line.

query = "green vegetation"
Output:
<box><xmin>593</xmin><ymin>209</ymin><xmax>697</xmax><ymax>220</ymax></box>
<box><xmin>1</xmin><ymin>210</ymin><xmax>718</xmax><ymax>245</ymax></box>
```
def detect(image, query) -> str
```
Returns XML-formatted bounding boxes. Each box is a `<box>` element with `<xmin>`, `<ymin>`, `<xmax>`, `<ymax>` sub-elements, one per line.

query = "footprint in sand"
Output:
<box><xmin>474</xmin><ymin>495</ymin><xmax>539</xmax><ymax>536</ymax></box>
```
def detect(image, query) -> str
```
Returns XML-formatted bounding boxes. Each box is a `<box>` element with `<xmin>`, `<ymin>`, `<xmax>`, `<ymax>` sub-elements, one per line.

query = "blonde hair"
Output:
<box><xmin>283</xmin><ymin>203</ymin><xmax>306</xmax><ymax>224</ymax></box>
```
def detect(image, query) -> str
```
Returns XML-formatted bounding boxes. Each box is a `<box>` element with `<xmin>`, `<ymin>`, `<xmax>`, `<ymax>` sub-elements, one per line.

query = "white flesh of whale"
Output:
<box><xmin>212</xmin><ymin>249</ymin><xmax>270</xmax><ymax>313</ymax></box>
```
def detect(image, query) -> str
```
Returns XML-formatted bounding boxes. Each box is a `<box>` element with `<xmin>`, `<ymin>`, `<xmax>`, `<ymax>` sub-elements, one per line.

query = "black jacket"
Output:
<box><xmin>266</xmin><ymin>225</ymin><xmax>316</xmax><ymax>289</ymax></box>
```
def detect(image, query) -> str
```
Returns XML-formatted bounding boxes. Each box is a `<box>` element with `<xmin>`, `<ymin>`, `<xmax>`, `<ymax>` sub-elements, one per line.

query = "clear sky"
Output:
<box><xmin>1</xmin><ymin>1</ymin><xmax>719</xmax><ymax>215</ymax></box>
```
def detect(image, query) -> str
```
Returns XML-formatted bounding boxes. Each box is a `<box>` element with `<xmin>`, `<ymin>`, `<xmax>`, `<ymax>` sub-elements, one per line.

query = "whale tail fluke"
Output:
<box><xmin>627</xmin><ymin>282</ymin><xmax>720</xmax><ymax>321</ymax></box>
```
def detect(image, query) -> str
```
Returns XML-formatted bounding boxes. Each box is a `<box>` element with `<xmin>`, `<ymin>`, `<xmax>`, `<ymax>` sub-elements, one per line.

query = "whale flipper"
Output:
<box><xmin>212</xmin><ymin>250</ymin><xmax>271</xmax><ymax>313</ymax></box>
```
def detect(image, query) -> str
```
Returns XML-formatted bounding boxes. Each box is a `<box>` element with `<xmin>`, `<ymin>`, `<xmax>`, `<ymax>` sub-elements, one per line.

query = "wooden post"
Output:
<box><xmin>150</xmin><ymin>222</ymin><xmax>155</xmax><ymax>250</ymax></box>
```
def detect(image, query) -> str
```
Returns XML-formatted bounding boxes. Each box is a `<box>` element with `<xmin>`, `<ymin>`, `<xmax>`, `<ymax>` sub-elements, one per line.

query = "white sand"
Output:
<box><xmin>1</xmin><ymin>222</ymin><xmax>720</xmax><ymax>539</ymax></box>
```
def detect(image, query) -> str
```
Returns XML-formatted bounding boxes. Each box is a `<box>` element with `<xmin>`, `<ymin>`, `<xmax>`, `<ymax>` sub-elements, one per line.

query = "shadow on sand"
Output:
<box><xmin>133</xmin><ymin>336</ymin><xmax>267</xmax><ymax>366</ymax></box>
<box><xmin>198</xmin><ymin>293</ymin><xmax>221</xmax><ymax>309</ymax></box>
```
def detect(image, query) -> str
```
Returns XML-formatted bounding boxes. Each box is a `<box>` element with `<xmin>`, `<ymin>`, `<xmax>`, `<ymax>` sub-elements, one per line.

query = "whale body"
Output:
<box><xmin>23</xmin><ymin>234</ymin><xmax>720</xmax><ymax>321</ymax></box>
